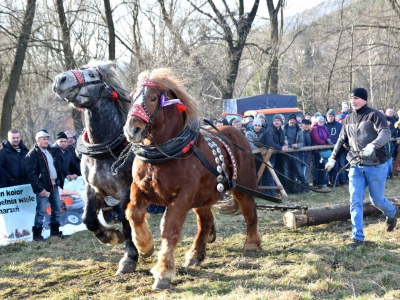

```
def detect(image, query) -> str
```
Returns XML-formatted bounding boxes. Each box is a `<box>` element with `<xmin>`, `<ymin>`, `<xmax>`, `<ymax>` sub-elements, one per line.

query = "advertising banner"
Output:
<box><xmin>0</xmin><ymin>177</ymin><xmax>88</xmax><ymax>246</ymax></box>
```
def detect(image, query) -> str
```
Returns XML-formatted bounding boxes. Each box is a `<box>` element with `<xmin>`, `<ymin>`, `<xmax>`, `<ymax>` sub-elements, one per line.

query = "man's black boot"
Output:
<box><xmin>386</xmin><ymin>207</ymin><xmax>398</xmax><ymax>232</ymax></box>
<box><xmin>49</xmin><ymin>223</ymin><xmax>66</xmax><ymax>239</ymax></box>
<box><xmin>32</xmin><ymin>226</ymin><xmax>44</xmax><ymax>242</ymax></box>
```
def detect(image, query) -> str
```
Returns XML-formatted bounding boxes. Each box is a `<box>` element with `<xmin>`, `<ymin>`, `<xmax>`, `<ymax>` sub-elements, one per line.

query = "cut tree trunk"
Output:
<box><xmin>283</xmin><ymin>197</ymin><xmax>400</xmax><ymax>229</ymax></box>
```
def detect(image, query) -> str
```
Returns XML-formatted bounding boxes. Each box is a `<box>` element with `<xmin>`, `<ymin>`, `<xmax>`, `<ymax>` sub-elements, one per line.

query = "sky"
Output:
<box><xmin>284</xmin><ymin>0</ymin><xmax>325</xmax><ymax>16</ymax></box>
<box><xmin>256</xmin><ymin>0</ymin><xmax>326</xmax><ymax>17</ymax></box>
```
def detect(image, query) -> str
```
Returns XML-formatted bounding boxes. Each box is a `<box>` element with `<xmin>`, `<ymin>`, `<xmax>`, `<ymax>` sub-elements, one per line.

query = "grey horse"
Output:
<box><xmin>52</xmin><ymin>60</ymin><xmax>138</xmax><ymax>274</ymax></box>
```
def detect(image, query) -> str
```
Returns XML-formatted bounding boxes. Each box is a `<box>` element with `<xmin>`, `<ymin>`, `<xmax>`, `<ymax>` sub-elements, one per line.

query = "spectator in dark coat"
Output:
<box><xmin>65</xmin><ymin>131</ymin><xmax>81</xmax><ymax>173</ymax></box>
<box><xmin>52</xmin><ymin>132</ymin><xmax>81</xmax><ymax>176</ymax></box>
<box><xmin>261</xmin><ymin>114</ymin><xmax>288</xmax><ymax>196</ymax></box>
<box><xmin>0</xmin><ymin>129</ymin><xmax>29</xmax><ymax>187</ymax></box>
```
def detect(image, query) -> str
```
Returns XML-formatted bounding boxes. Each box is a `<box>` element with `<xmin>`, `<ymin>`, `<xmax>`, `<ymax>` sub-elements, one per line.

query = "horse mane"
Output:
<box><xmin>137</xmin><ymin>68</ymin><xmax>202</xmax><ymax>128</ymax></box>
<box><xmin>85</xmin><ymin>60</ymin><xmax>131</xmax><ymax>120</ymax></box>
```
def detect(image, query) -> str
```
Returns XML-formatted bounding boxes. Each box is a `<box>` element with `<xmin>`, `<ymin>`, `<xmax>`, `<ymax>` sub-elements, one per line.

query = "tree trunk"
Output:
<box><xmin>283</xmin><ymin>198</ymin><xmax>400</xmax><ymax>229</ymax></box>
<box><xmin>0</xmin><ymin>0</ymin><xmax>36</xmax><ymax>140</ymax></box>
<box><xmin>56</xmin><ymin>0</ymin><xmax>83</xmax><ymax>133</ymax></box>
<box><xmin>264</xmin><ymin>0</ymin><xmax>282</xmax><ymax>94</ymax></box>
<box><xmin>104</xmin><ymin>0</ymin><xmax>115</xmax><ymax>60</ymax></box>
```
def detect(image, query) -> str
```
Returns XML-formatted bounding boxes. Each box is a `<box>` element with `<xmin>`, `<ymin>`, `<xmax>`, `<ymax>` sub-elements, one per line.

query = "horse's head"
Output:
<box><xmin>52</xmin><ymin>61</ymin><xmax>129</xmax><ymax>111</ymax></box>
<box><xmin>124</xmin><ymin>69</ymin><xmax>200</xmax><ymax>144</ymax></box>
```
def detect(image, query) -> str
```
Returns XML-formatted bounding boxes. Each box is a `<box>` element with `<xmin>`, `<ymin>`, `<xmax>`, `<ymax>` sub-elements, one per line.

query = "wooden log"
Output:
<box><xmin>283</xmin><ymin>197</ymin><xmax>400</xmax><ymax>229</ymax></box>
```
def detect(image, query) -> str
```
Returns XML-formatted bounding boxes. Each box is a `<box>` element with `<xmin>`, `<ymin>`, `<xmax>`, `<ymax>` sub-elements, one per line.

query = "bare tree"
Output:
<box><xmin>55</xmin><ymin>0</ymin><xmax>83</xmax><ymax>133</ymax></box>
<box><xmin>265</xmin><ymin>0</ymin><xmax>284</xmax><ymax>94</ymax></box>
<box><xmin>104</xmin><ymin>0</ymin><xmax>116</xmax><ymax>60</ymax></box>
<box><xmin>0</xmin><ymin>0</ymin><xmax>36</xmax><ymax>140</ymax></box>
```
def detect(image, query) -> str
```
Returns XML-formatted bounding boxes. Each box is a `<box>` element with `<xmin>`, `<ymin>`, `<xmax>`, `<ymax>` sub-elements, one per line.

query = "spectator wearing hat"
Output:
<box><xmin>385</xmin><ymin>108</ymin><xmax>397</xmax><ymax>130</ymax></box>
<box><xmin>0</xmin><ymin>129</ymin><xmax>29</xmax><ymax>187</ymax></box>
<box><xmin>246</xmin><ymin>117</ymin><xmax>267</xmax><ymax>192</ymax></box>
<box><xmin>216</xmin><ymin>117</ymin><xmax>229</xmax><ymax>127</ymax></box>
<box><xmin>311</xmin><ymin>112</ymin><xmax>322</xmax><ymax>126</ymax></box>
<box><xmin>25</xmin><ymin>130</ymin><xmax>77</xmax><ymax>241</ymax></box>
<box><xmin>310</xmin><ymin>115</ymin><xmax>332</xmax><ymax>189</ymax></box>
<box><xmin>326</xmin><ymin>87</ymin><xmax>398</xmax><ymax>248</ymax></box>
<box><xmin>299</xmin><ymin>119</ymin><xmax>312</xmax><ymax>186</ymax></box>
<box><xmin>52</xmin><ymin>132</ymin><xmax>81</xmax><ymax>177</ymax></box>
<box><xmin>282</xmin><ymin>114</ymin><xmax>308</xmax><ymax>194</ymax></box>
<box><xmin>256</xmin><ymin>113</ymin><xmax>268</xmax><ymax>133</ymax></box>
<box><xmin>325</xmin><ymin>109</ymin><xmax>347</xmax><ymax>186</ymax></box>
<box><xmin>341</xmin><ymin>101</ymin><xmax>351</xmax><ymax>116</ymax></box>
<box><xmin>261</xmin><ymin>114</ymin><xmax>288</xmax><ymax>196</ymax></box>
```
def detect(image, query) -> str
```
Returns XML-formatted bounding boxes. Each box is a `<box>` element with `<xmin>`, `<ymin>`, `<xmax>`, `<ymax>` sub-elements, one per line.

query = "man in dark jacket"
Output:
<box><xmin>261</xmin><ymin>114</ymin><xmax>288</xmax><ymax>196</ymax></box>
<box><xmin>52</xmin><ymin>132</ymin><xmax>81</xmax><ymax>176</ymax></box>
<box><xmin>25</xmin><ymin>130</ymin><xmax>76</xmax><ymax>241</ymax></box>
<box><xmin>326</xmin><ymin>87</ymin><xmax>398</xmax><ymax>248</ymax></box>
<box><xmin>0</xmin><ymin>129</ymin><xmax>29</xmax><ymax>187</ymax></box>
<box><xmin>0</xmin><ymin>165</ymin><xmax>7</xmax><ymax>188</ymax></box>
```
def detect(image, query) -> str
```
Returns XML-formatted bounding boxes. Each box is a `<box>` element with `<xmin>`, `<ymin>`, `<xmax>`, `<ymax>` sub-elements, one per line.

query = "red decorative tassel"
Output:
<box><xmin>110</xmin><ymin>91</ymin><xmax>118</xmax><ymax>100</ymax></box>
<box><xmin>177</xmin><ymin>104</ymin><xmax>187</xmax><ymax>113</ymax></box>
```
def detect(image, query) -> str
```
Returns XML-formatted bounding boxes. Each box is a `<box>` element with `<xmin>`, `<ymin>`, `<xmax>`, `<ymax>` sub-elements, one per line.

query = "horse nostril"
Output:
<box><xmin>133</xmin><ymin>127</ymin><xmax>141</xmax><ymax>135</ymax></box>
<box><xmin>60</xmin><ymin>76</ymin><xmax>66</xmax><ymax>84</ymax></box>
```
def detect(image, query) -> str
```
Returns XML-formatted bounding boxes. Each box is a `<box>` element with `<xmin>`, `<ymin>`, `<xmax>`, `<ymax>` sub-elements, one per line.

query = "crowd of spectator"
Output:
<box><xmin>210</xmin><ymin>104</ymin><xmax>400</xmax><ymax>196</ymax></box>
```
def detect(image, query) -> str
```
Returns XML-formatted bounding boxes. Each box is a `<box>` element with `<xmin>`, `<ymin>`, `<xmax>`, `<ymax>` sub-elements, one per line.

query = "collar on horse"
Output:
<box><xmin>133</xmin><ymin>119</ymin><xmax>199</xmax><ymax>163</ymax></box>
<box><xmin>76</xmin><ymin>127</ymin><xmax>128</xmax><ymax>159</ymax></box>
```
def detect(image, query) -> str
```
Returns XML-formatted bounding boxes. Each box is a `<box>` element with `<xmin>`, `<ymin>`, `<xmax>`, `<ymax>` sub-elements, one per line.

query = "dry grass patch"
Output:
<box><xmin>1</xmin><ymin>181</ymin><xmax>400</xmax><ymax>299</ymax></box>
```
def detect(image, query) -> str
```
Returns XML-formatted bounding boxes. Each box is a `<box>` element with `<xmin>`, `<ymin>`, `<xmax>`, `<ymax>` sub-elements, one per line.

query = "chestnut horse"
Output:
<box><xmin>123</xmin><ymin>68</ymin><xmax>261</xmax><ymax>290</ymax></box>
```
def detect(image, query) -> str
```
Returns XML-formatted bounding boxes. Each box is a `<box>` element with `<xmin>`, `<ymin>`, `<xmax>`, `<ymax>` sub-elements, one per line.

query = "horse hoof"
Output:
<box><xmin>184</xmin><ymin>257</ymin><xmax>201</xmax><ymax>267</ymax></box>
<box><xmin>116</xmin><ymin>255</ymin><xmax>137</xmax><ymax>274</ymax></box>
<box><xmin>152</xmin><ymin>278</ymin><xmax>171</xmax><ymax>290</ymax></box>
<box><xmin>207</xmin><ymin>231</ymin><xmax>216</xmax><ymax>243</ymax></box>
<box><xmin>140</xmin><ymin>245</ymin><xmax>154</xmax><ymax>258</ymax></box>
<box><xmin>243</xmin><ymin>249</ymin><xmax>258</xmax><ymax>257</ymax></box>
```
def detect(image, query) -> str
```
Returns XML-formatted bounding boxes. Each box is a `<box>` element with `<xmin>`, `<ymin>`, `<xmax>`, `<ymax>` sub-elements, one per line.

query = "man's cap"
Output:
<box><xmin>244</xmin><ymin>116</ymin><xmax>254</xmax><ymax>124</ymax></box>
<box><xmin>217</xmin><ymin>117</ymin><xmax>229</xmax><ymax>126</ymax></box>
<box><xmin>253</xmin><ymin>117</ymin><xmax>262</xmax><ymax>126</ymax></box>
<box><xmin>301</xmin><ymin>119</ymin><xmax>311</xmax><ymax>125</ymax></box>
<box><xmin>35</xmin><ymin>130</ymin><xmax>51</xmax><ymax>140</ymax></box>
<box><xmin>351</xmin><ymin>87</ymin><xmax>368</xmax><ymax>101</ymax></box>
<box><xmin>257</xmin><ymin>113</ymin><xmax>266</xmax><ymax>119</ymax></box>
<box><xmin>272</xmin><ymin>114</ymin><xmax>282</xmax><ymax>122</ymax></box>
<box><xmin>288</xmin><ymin>114</ymin><xmax>297</xmax><ymax>120</ymax></box>
<box><xmin>327</xmin><ymin>109</ymin><xmax>336</xmax><ymax>116</ymax></box>
<box><xmin>316</xmin><ymin>116</ymin><xmax>325</xmax><ymax>123</ymax></box>
<box><xmin>56</xmin><ymin>131</ymin><xmax>68</xmax><ymax>140</ymax></box>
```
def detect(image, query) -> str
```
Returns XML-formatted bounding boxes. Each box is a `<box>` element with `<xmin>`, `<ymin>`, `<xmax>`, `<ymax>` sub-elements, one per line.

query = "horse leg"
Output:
<box><xmin>116</xmin><ymin>192</ymin><xmax>139</xmax><ymax>275</ymax></box>
<box><xmin>150</xmin><ymin>205</ymin><xmax>189</xmax><ymax>290</ymax></box>
<box><xmin>83</xmin><ymin>185</ymin><xmax>124</xmax><ymax>246</ymax></box>
<box><xmin>125</xmin><ymin>182</ymin><xmax>154</xmax><ymax>258</ymax></box>
<box><xmin>232</xmin><ymin>191</ymin><xmax>262</xmax><ymax>256</ymax></box>
<box><xmin>185</xmin><ymin>207</ymin><xmax>214</xmax><ymax>267</ymax></box>
<box><xmin>160</xmin><ymin>207</ymin><xmax>216</xmax><ymax>243</ymax></box>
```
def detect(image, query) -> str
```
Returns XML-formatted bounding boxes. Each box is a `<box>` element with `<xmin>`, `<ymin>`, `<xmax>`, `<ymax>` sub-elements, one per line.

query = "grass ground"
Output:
<box><xmin>1</xmin><ymin>179</ymin><xmax>400</xmax><ymax>299</ymax></box>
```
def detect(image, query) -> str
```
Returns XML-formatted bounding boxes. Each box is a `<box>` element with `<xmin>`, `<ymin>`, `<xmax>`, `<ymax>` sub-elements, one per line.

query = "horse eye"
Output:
<box><xmin>89</xmin><ymin>73</ymin><xmax>95</xmax><ymax>78</ymax></box>
<box><xmin>151</xmin><ymin>97</ymin><xmax>157</xmax><ymax>102</ymax></box>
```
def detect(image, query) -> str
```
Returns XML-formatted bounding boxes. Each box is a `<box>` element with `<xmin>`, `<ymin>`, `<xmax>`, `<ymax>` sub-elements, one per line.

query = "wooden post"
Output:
<box><xmin>256</xmin><ymin>148</ymin><xmax>287</xmax><ymax>197</ymax></box>
<box><xmin>282</xmin><ymin>197</ymin><xmax>400</xmax><ymax>229</ymax></box>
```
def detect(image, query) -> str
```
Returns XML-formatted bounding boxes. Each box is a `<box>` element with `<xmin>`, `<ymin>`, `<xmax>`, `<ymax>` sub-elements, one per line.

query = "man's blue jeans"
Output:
<box><xmin>349</xmin><ymin>163</ymin><xmax>396</xmax><ymax>241</ymax></box>
<box><xmin>34</xmin><ymin>188</ymin><xmax>61</xmax><ymax>228</ymax></box>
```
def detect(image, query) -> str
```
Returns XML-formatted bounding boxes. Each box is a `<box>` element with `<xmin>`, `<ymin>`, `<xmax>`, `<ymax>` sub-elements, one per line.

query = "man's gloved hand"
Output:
<box><xmin>325</xmin><ymin>158</ymin><xmax>336</xmax><ymax>171</ymax></box>
<box><xmin>361</xmin><ymin>143</ymin><xmax>375</xmax><ymax>158</ymax></box>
